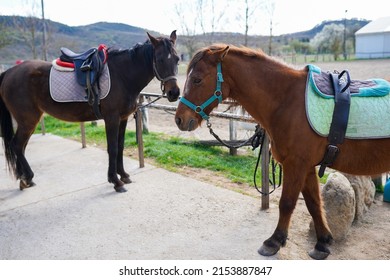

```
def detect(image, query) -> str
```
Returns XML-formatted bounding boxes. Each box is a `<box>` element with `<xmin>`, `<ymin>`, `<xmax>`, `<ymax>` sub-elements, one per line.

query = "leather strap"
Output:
<box><xmin>318</xmin><ymin>70</ymin><xmax>351</xmax><ymax>177</ymax></box>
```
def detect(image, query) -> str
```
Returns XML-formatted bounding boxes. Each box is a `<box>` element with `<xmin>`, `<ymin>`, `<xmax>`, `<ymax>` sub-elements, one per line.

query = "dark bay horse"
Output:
<box><xmin>175</xmin><ymin>44</ymin><xmax>390</xmax><ymax>259</ymax></box>
<box><xmin>0</xmin><ymin>31</ymin><xmax>180</xmax><ymax>193</ymax></box>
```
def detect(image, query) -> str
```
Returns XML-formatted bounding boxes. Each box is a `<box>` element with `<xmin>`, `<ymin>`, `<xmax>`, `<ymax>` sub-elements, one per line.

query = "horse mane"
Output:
<box><xmin>107</xmin><ymin>40</ymin><xmax>152</xmax><ymax>59</ymax></box>
<box><xmin>107</xmin><ymin>36</ymin><xmax>176</xmax><ymax>65</ymax></box>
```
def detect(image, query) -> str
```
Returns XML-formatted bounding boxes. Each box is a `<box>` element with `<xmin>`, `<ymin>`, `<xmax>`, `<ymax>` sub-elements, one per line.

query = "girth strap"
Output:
<box><xmin>85</xmin><ymin>70</ymin><xmax>103</xmax><ymax>119</ymax></box>
<box><xmin>318</xmin><ymin>70</ymin><xmax>351</xmax><ymax>177</ymax></box>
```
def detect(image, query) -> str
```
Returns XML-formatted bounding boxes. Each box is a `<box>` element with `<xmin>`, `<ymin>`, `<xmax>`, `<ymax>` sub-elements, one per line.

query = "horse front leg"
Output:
<box><xmin>258</xmin><ymin>162</ymin><xmax>306</xmax><ymax>257</ymax></box>
<box><xmin>116</xmin><ymin>118</ymin><xmax>131</xmax><ymax>184</ymax></box>
<box><xmin>301</xmin><ymin>168</ymin><xmax>333</xmax><ymax>260</ymax></box>
<box><xmin>105</xmin><ymin>120</ymin><xmax>127</xmax><ymax>193</ymax></box>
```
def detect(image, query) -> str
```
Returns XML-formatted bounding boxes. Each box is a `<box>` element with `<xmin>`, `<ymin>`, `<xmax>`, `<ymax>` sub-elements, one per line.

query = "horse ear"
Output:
<box><xmin>220</xmin><ymin>46</ymin><xmax>229</xmax><ymax>61</ymax></box>
<box><xmin>147</xmin><ymin>32</ymin><xmax>159</xmax><ymax>47</ymax></box>
<box><xmin>211</xmin><ymin>45</ymin><xmax>229</xmax><ymax>62</ymax></box>
<box><xmin>170</xmin><ymin>30</ymin><xmax>177</xmax><ymax>45</ymax></box>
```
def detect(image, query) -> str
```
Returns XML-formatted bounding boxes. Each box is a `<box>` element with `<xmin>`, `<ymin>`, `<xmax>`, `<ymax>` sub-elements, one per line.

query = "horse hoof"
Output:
<box><xmin>114</xmin><ymin>186</ymin><xmax>128</xmax><ymax>193</ymax></box>
<box><xmin>258</xmin><ymin>244</ymin><xmax>280</xmax><ymax>256</ymax></box>
<box><xmin>19</xmin><ymin>180</ymin><xmax>36</xmax><ymax>191</ymax></box>
<box><xmin>121</xmin><ymin>177</ymin><xmax>132</xmax><ymax>184</ymax></box>
<box><xmin>308</xmin><ymin>248</ymin><xmax>330</xmax><ymax>260</ymax></box>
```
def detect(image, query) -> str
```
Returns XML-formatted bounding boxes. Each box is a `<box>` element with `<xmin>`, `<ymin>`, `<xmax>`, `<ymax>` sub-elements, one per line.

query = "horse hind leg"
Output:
<box><xmin>12</xmin><ymin>125</ymin><xmax>38</xmax><ymax>190</ymax></box>
<box><xmin>301</xmin><ymin>168</ymin><xmax>333</xmax><ymax>260</ymax></box>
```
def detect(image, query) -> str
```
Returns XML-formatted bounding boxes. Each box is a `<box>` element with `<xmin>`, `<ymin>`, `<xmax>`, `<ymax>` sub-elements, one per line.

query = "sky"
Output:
<box><xmin>0</xmin><ymin>0</ymin><xmax>389</xmax><ymax>36</ymax></box>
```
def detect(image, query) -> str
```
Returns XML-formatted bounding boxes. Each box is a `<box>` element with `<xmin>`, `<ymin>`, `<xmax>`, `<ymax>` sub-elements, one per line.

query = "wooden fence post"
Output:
<box><xmin>229</xmin><ymin>107</ymin><xmax>237</xmax><ymax>155</ymax></box>
<box><xmin>135</xmin><ymin>106</ymin><xmax>145</xmax><ymax>168</ymax></box>
<box><xmin>80</xmin><ymin>122</ymin><xmax>86</xmax><ymax>148</ymax></box>
<box><xmin>261</xmin><ymin>133</ymin><xmax>270</xmax><ymax>210</ymax></box>
<box><xmin>39</xmin><ymin>115</ymin><xmax>46</xmax><ymax>135</ymax></box>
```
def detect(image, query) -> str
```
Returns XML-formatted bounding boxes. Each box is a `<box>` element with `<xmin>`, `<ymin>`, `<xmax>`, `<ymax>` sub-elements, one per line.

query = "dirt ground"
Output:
<box><xmin>136</xmin><ymin>58</ymin><xmax>390</xmax><ymax>259</ymax></box>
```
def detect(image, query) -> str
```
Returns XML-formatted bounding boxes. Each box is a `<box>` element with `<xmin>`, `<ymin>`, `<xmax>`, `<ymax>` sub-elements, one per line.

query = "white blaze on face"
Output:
<box><xmin>167</xmin><ymin>53</ymin><xmax>171</xmax><ymax>60</ymax></box>
<box><xmin>183</xmin><ymin>68</ymin><xmax>193</xmax><ymax>98</ymax></box>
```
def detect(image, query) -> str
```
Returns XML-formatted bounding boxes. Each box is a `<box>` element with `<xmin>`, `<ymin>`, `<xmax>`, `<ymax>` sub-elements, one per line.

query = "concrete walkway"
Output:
<box><xmin>0</xmin><ymin>134</ymin><xmax>289</xmax><ymax>260</ymax></box>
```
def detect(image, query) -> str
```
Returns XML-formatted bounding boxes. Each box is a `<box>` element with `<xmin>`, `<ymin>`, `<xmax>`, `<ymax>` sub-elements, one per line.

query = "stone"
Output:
<box><xmin>311</xmin><ymin>172</ymin><xmax>356</xmax><ymax>241</ymax></box>
<box><xmin>342</xmin><ymin>174</ymin><xmax>376</xmax><ymax>222</ymax></box>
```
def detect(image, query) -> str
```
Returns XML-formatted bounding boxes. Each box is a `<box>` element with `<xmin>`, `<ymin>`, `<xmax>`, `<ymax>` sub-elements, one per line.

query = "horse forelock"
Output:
<box><xmin>187</xmin><ymin>50</ymin><xmax>206</xmax><ymax>75</ymax></box>
<box><xmin>160</xmin><ymin>37</ymin><xmax>177</xmax><ymax>56</ymax></box>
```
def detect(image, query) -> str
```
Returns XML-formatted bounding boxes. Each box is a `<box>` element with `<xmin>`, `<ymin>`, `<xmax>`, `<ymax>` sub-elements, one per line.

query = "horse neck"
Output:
<box><xmin>224</xmin><ymin>54</ymin><xmax>306</xmax><ymax>131</ymax></box>
<box><xmin>109</xmin><ymin>43</ymin><xmax>155</xmax><ymax>92</ymax></box>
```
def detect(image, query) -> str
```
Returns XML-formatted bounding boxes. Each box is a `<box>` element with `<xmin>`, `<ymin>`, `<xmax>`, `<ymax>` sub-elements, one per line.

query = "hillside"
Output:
<box><xmin>282</xmin><ymin>18</ymin><xmax>369</xmax><ymax>41</ymax></box>
<box><xmin>0</xmin><ymin>15</ymin><xmax>369</xmax><ymax>65</ymax></box>
<box><xmin>0</xmin><ymin>16</ymin><xmax>151</xmax><ymax>64</ymax></box>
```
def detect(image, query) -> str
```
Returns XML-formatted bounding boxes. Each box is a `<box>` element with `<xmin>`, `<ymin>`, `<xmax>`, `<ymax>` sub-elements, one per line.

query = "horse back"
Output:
<box><xmin>1</xmin><ymin>60</ymin><xmax>51</xmax><ymax>100</ymax></box>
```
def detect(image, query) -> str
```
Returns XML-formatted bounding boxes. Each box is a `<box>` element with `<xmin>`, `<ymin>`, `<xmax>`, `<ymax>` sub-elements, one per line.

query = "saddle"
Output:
<box><xmin>56</xmin><ymin>44</ymin><xmax>108</xmax><ymax>119</ymax></box>
<box><xmin>306</xmin><ymin>64</ymin><xmax>390</xmax><ymax>177</ymax></box>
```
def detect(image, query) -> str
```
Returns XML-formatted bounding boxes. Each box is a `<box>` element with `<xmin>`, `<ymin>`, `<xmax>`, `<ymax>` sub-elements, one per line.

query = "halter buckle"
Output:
<box><xmin>217</xmin><ymin>72</ymin><xmax>224</xmax><ymax>82</ymax></box>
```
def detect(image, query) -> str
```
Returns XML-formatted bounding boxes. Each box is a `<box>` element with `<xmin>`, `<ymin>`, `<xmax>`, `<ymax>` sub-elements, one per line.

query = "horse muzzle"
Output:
<box><xmin>164</xmin><ymin>80</ymin><xmax>180</xmax><ymax>102</ymax></box>
<box><xmin>175</xmin><ymin>115</ymin><xmax>198</xmax><ymax>131</ymax></box>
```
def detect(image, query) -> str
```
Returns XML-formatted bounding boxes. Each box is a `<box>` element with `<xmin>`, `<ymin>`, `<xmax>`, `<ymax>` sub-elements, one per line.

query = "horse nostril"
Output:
<box><xmin>167</xmin><ymin>88</ymin><xmax>180</xmax><ymax>102</ymax></box>
<box><xmin>175</xmin><ymin>117</ymin><xmax>182</xmax><ymax>127</ymax></box>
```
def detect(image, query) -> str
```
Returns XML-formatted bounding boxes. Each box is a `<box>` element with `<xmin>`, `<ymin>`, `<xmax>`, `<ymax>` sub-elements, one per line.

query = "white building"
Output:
<box><xmin>355</xmin><ymin>16</ymin><xmax>390</xmax><ymax>59</ymax></box>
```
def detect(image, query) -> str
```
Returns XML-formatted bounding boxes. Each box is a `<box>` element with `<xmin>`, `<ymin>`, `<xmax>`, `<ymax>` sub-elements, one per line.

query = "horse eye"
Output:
<box><xmin>193</xmin><ymin>78</ymin><xmax>202</xmax><ymax>84</ymax></box>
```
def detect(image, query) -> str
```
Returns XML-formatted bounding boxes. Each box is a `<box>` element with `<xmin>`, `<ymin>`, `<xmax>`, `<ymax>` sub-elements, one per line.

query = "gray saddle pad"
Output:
<box><xmin>49</xmin><ymin>64</ymin><xmax>110</xmax><ymax>102</ymax></box>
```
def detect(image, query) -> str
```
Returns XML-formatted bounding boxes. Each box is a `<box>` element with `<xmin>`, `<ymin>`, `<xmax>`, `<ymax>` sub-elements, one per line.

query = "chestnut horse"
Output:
<box><xmin>0</xmin><ymin>31</ymin><xmax>180</xmax><ymax>193</ymax></box>
<box><xmin>175</xmin><ymin>44</ymin><xmax>390</xmax><ymax>259</ymax></box>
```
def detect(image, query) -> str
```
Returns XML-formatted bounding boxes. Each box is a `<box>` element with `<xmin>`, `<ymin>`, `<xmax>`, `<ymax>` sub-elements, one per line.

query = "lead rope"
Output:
<box><xmin>206</xmin><ymin>120</ymin><xmax>261</xmax><ymax>149</ymax></box>
<box><xmin>137</xmin><ymin>95</ymin><xmax>163</xmax><ymax>110</ymax></box>
<box><xmin>207</xmin><ymin>122</ymin><xmax>282</xmax><ymax>195</ymax></box>
<box><xmin>252</xmin><ymin>131</ymin><xmax>283</xmax><ymax>195</ymax></box>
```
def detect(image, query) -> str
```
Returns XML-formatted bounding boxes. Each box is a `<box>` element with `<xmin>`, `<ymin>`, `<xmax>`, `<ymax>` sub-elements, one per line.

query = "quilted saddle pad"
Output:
<box><xmin>305</xmin><ymin>64</ymin><xmax>390</xmax><ymax>139</ymax></box>
<box><xmin>49</xmin><ymin>64</ymin><xmax>111</xmax><ymax>102</ymax></box>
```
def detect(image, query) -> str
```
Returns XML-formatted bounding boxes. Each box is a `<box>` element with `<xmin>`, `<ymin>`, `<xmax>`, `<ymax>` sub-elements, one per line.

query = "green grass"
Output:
<box><xmin>37</xmin><ymin>115</ymin><xmax>329</xmax><ymax>189</ymax></box>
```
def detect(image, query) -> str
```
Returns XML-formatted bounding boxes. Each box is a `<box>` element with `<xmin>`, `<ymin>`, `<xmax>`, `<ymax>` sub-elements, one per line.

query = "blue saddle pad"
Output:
<box><xmin>305</xmin><ymin>64</ymin><xmax>390</xmax><ymax>139</ymax></box>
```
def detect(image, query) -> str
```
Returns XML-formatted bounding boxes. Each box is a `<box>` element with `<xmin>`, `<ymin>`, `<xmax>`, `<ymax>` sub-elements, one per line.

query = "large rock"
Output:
<box><xmin>342</xmin><ymin>174</ymin><xmax>376</xmax><ymax>222</ymax></box>
<box><xmin>312</xmin><ymin>172</ymin><xmax>356</xmax><ymax>241</ymax></box>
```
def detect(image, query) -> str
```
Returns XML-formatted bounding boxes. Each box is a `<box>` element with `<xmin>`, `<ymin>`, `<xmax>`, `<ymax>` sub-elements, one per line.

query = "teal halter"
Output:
<box><xmin>180</xmin><ymin>62</ymin><xmax>224</xmax><ymax>120</ymax></box>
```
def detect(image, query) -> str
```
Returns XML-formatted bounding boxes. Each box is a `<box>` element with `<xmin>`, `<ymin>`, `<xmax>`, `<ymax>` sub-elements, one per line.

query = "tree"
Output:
<box><xmin>0</xmin><ymin>19</ymin><xmax>12</xmax><ymax>50</ymax></box>
<box><xmin>174</xmin><ymin>0</ymin><xmax>229</xmax><ymax>58</ymax></box>
<box><xmin>264</xmin><ymin>0</ymin><xmax>275</xmax><ymax>55</ymax></box>
<box><xmin>174</xmin><ymin>1</ymin><xmax>200</xmax><ymax>59</ymax></box>
<box><xmin>194</xmin><ymin>0</ymin><xmax>227</xmax><ymax>44</ymax></box>
<box><xmin>290</xmin><ymin>39</ymin><xmax>311</xmax><ymax>55</ymax></box>
<box><xmin>310</xmin><ymin>23</ymin><xmax>344</xmax><ymax>60</ymax></box>
<box><xmin>12</xmin><ymin>0</ymin><xmax>48</xmax><ymax>59</ymax></box>
<box><xmin>14</xmin><ymin>16</ymin><xmax>40</xmax><ymax>59</ymax></box>
<box><xmin>236</xmin><ymin>0</ymin><xmax>266</xmax><ymax>46</ymax></box>
<box><xmin>235</xmin><ymin>0</ymin><xmax>274</xmax><ymax>50</ymax></box>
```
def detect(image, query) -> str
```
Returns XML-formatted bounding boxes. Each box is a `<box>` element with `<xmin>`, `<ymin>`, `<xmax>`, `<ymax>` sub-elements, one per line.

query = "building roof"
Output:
<box><xmin>355</xmin><ymin>16</ymin><xmax>390</xmax><ymax>35</ymax></box>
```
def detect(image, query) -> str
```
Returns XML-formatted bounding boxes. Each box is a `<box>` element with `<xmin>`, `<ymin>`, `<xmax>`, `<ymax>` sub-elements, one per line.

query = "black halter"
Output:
<box><xmin>153</xmin><ymin>61</ymin><xmax>177</xmax><ymax>92</ymax></box>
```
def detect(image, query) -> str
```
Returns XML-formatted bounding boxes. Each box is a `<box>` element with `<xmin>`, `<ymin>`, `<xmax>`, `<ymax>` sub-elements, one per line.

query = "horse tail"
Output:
<box><xmin>0</xmin><ymin>71</ymin><xmax>17</xmax><ymax>177</ymax></box>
